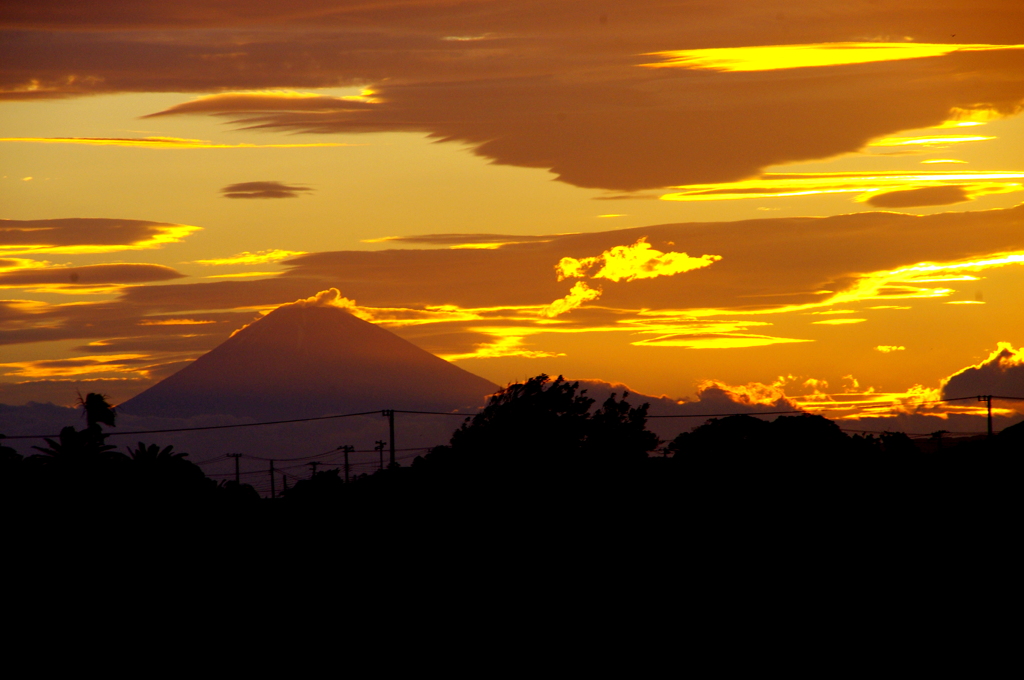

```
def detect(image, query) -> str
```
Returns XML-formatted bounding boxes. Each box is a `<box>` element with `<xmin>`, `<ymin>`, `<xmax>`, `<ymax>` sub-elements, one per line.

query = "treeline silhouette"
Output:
<box><xmin>5</xmin><ymin>377</ymin><xmax>1020</xmax><ymax>527</ymax></box>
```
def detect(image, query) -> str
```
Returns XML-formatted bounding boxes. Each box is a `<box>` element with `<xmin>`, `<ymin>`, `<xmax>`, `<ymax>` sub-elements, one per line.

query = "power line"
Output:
<box><xmin>0</xmin><ymin>409</ymin><xmax>384</xmax><ymax>440</ymax></box>
<box><xmin>4</xmin><ymin>395</ymin><xmax>1021</xmax><ymax>440</ymax></box>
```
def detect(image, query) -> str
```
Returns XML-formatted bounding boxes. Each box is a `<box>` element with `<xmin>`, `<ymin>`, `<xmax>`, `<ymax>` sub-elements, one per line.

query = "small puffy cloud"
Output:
<box><xmin>0</xmin><ymin>263</ymin><xmax>185</xmax><ymax>288</ymax></box>
<box><xmin>876</xmin><ymin>345</ymin><xmax>906</xmax><ymax>353</ymax></box>
<box><xmin>865</xmin><ymin>185</ymin><xmax>971</xmax><ymax>208</ymax></box>
<box><xmin>541</xmin><ymin>281</ymin><xmax>601</xmax><ymax>318</ymax></box>
<box><xmin>0</xmin><ymin>218</ymin><xmax>199</xmax><ymax>255</ymax></box>
<box><xmin>556</xmin><ymin>238</ymin><xmax>721</xmax><ymax>283</ymax></box>
<box><xmin>284</xmin><ymin>288</ymin><xmax>374</xmax><ymax>321</ymax></box>
<box><xmin>941</xmin><ymin>342</ymin><xmax>1024</xmax><ymax>399</ymax></box>
<box><xmin>220</xmin><ymin>181</ymin><xmax>313</xmax><ymax>199</ymax></box>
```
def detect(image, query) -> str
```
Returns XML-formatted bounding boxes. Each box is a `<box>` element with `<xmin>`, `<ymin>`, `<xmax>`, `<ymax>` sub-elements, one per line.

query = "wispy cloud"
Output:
<box><xmin>138</xmin><ymin>319</ymin><xmax>218</xmax><ymax>326</ymax></box>
<box><xmin>220</xmin><ymin>181</ymin><xmax>313</xmax><ymax>199</ymax></box>
<box><xmin>194</xmin><ymin>249</ymin><xmax>306</xmax><ymax>266</ymax></box>
<box><xmin>0</xmin><ymin>263</ymin><xmax>185</xmax><ymax>289</ymax></box>
<box><xmin>661</xmin><ymin>171</ymin><xmax>1024</xmax><ymax>205</ymax></box>
<box><xmin>362</xmin><ymin>233</ymin><xmax>558</xmax><ymax>249</ymax></box>
<box><xmin>1</xmin><ymin>353</ymin><xmax>161</xmax><ymax>378</ymax></box>
<box><xmin>643</xmin><ymin>42</ymin><xmax>1024</xmax><ymax>72</ymax></box>
<box><xmin>868</xmin><ymin>135</ymin><xmax>995</xmax><ymax>147</ymax></box>
<box><xmin>0</xmin><ymin>218</ymin><xmax>199</xmax><ymax>255</ymax></box>
<box><xmin>0</xmin><ymin>137</ymin><xmax>354</xmax><ymax>149</ymax></box>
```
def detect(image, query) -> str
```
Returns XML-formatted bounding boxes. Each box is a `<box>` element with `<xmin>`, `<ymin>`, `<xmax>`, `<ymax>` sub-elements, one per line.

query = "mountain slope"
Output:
<box><xmin>120</xmin><ymin>290</ymin><xmax>498</xmax><ymax>419</ymax></box>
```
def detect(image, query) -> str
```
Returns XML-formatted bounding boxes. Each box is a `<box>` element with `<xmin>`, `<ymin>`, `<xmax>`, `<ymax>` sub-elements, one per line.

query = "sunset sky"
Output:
<box><xmin>2</xmin><ymin>1</ymin><xmax>1022</xmax><ymax>426</ymax></box>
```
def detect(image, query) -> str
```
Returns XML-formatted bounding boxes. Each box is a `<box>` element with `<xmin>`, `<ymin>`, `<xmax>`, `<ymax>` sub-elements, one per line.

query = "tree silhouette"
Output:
<box><xmin>585</xmin><ymin>391</ymin><xmax>659</xmax><ymax>463</ymax></box>
<box><xmin>448</xmin><ymin>374</ymin><xmax>596</xmax><ymax>464</ymax></box>
<box><xmin>79</xmin><ymin>392</ymin><xmax>116</xmax><ymax>429</ymax></box>
<box><xmin>124</xmin><ymin>442</ymin><xmax>216</xmax><ymax>501</ymax></box>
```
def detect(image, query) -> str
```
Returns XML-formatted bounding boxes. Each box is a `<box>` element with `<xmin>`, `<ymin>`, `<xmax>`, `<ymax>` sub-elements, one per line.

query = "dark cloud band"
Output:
<box><xmin>220</xmin><ymin>181</ymin><xmax>313</xmax><ymax>199</ymax></box>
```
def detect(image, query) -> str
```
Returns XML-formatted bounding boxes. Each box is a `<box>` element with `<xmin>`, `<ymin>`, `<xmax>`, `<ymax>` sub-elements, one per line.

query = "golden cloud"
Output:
<box><xmin>362</xmin><ymin>234</ymin><xmax>557</xmax><ymax>249</ymax></box>
<box><xmin>660</xmin><ymin>171</ymin><xmax>1024</xmax><ymax>204</ymax></box>
<box><xmin>865</xmin><ymin>186</ymin><xmax>970</xmax><ymax>208</ymax></box>
<box><xmin>556</xmin><ymin>238</ymin><xmax>721</xmax><ymax>282</ymax></box>
<box><xmin>0</xmin><ymin>218</ymin><xmax>199</xmax><ymax>255</ymax></box>
<box><xmin>138</xmin><ymin>319</ymin><xmax>218</xmax><ymax>326</ymax></box>
<box><xmin>540</xmin><ymin>282</ymin><xmax>602</xmax><ymax>318</ymax></box>
<box><xmin>620</xmin><ymin>314</ymin><xmax>813</xmax><ymax>349</ymax></box>
<box><xmin>0</xmin><ymin>263</ymin><xmax>186</xmax><ymax>288</ymax></box>
<box><xmin>643</xmin><ymin>42</ymin><xmax>1024</xmax><ymax>72</ymax></box>
<box><xmin>194</xmin><ymin>249</ymin><xmax>306</xmax><ymax>266</ymax></box>
<box><xmin>0</xmin><ymin>257</ymin><xmax>48</xmax><ymax>272</ymax></box>
<box><xmin>867</xmin><ymin>135</ymin><xmax>995</xmax><ymax>147</ymax></box>
<box><xmin>876</xmin><ymin>345</ymin><xmax>906</xmax><ymax>353</ymax></box>
<box><xmin>143</xmin><ymin>91</ymin><xmax>380</xmax><ymax>117</ymax></box>
<box><xmin>0</xmin><ymin>137</ymin><xmax>355</xmax><ymax>149</ymax></box>
<box><xmin>812</xmin><ymin>318</ymin><xmax>867</xmax><ymax>325</ymax></box>
<box><xmin>205</xmin><ymin>272</ymin><xmax>283</xmax><ymax>279</ymax></box>
<box><xmin>0</xmin><ymin>353</ymin><xmax>155</xmax><ymax>378</ymax></box>
<box><xmin>438</xmin><ymin>330</ymin><xmax>565</xmax><ymax>362</ymax></box>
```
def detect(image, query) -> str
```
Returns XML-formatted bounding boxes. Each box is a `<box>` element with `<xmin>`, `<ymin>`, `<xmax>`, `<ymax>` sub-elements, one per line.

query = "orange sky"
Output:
<box><xmin>1</xmin><ymin>1</ymin><xmax>1023</xmax><ymax>426</ymax></box>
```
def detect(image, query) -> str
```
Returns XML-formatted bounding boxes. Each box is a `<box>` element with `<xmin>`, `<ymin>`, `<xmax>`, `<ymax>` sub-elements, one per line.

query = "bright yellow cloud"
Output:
<box><xmin>0</xmin><ymin>354</ymin><xmax>152</xmax><ymax>378</ymax></box>
<box><xmin>0</xmin><ymin>137</ymin><xmax>355</xmax><ymax>149</ymax></box>
<box><xmin>876</xmin><ymin>345</ymin><xmax>906</xmax><ymax>353</ymax></box>
<box><xmin>0</xmin><ymin>258</ymin><xmax>48</xmax><ymax>272</ymax></box>
<box><xmin>194</xmin><ymin>249</ymin><xmax>306</xmax><ymax>266</ymax></box>
<box><xmin>812</xmin><ymin>318</ymin><xmax>867</xmax><ymax>325</ymax></box>
<box><xmin>138</xmin><ymin>319</ymin><xmax>218</xmax><ymax>326</ymax></box>
<box><xmin>205</xmin><ymin>272</ymin><xmax>283</xmax><ymax>279</ymax></box>
<box><xmin>660</xmin><ymin>171</ymin><xmax>1024</xmax><ymax>203</ymax></box>
<box><xmin>0</xmin><ymin>222</ymin><xmax>200</xmax><ymax>256</ymax></box>
<box><xmin>632</xmin><ymin>334</ymin><xmax>813</xmax><ymax>349</ymax></box>
<box><xmin>868</xmin><ymin>135</ymin><xmax>994</xmax><ymax>147</ymax></box>
<box><xmin>439</xmin><ymin>334</ymin><xmax>565</xmax><ymax>362</ymax></box>
<box><xmin>541</xmin><ymin>282</ymin><xmax>602</xmax><ymax>318</ymax></box>
<box><xmin>642</xmin><ymin>42</ymin><xmax>1024</xmax><ymax>72</ymax></box>
<box><xmin>619</xmin><ymin>314</ymin><xmax>813</xmax><ymax>349</ymax></box>
<box><xmin>556</xmin><ymin>238</ymin><xmax>721</xmax><ymax>282</ymax></box>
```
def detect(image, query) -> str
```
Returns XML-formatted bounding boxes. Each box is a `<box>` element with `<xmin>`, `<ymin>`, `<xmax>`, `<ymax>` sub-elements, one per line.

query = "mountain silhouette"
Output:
<box><xmin>119</xmin><ymin>289</ymin><xmax>498</xmax><ymax>419</ymax></box>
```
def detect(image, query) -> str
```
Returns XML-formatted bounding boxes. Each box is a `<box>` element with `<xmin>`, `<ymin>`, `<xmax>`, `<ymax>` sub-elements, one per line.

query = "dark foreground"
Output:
<box><xmin>4</xmin><ymin>377</ymin><xmax>1021</xmax><ymax>567</ymax></box>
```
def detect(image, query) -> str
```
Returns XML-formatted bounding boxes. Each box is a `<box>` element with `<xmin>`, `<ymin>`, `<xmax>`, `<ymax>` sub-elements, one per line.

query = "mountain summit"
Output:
<box><xmin>120</xmin><ymin>289</ymin><xmax>498</xmax><ymax>419</ymax></box>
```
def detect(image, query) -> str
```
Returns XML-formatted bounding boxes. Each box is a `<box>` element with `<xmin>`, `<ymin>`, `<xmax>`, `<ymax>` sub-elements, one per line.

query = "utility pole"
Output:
<box><xmin>979</xmin><ymin>395</ymin><xmax>993</xmax><ymax>438</ymax></box>
<box><xmin>282</xmin><ymin>474</ymin><xmax>289</xmax><ymax>492</ymax></box>
<box><xmin>227</xmin><ymin>453</ymin><xmax>242</xmax><ymax>483</ymax></box>
<box><xmin>375</xmin><ymin>440</ymin><xmax>386</xmax><ymax>471</ymax></box>
<box><xmin>383</xmin><ymin>409</ymin><xmax>396</xmax><ymax>467</ymax></box>
<box><xmin>341</xmin><ymin>445</ymin><xmax>354</xmax><ymax>482</ymax></box>
<box><xmin>308</xmin><ymin>461</ymin><xmax>320</xmax><ymax>477</ymax></box>
<box><xmin>269</xmin><ymin>459</ymin><xmax>276</xmax><ymax>499</ymax></box>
